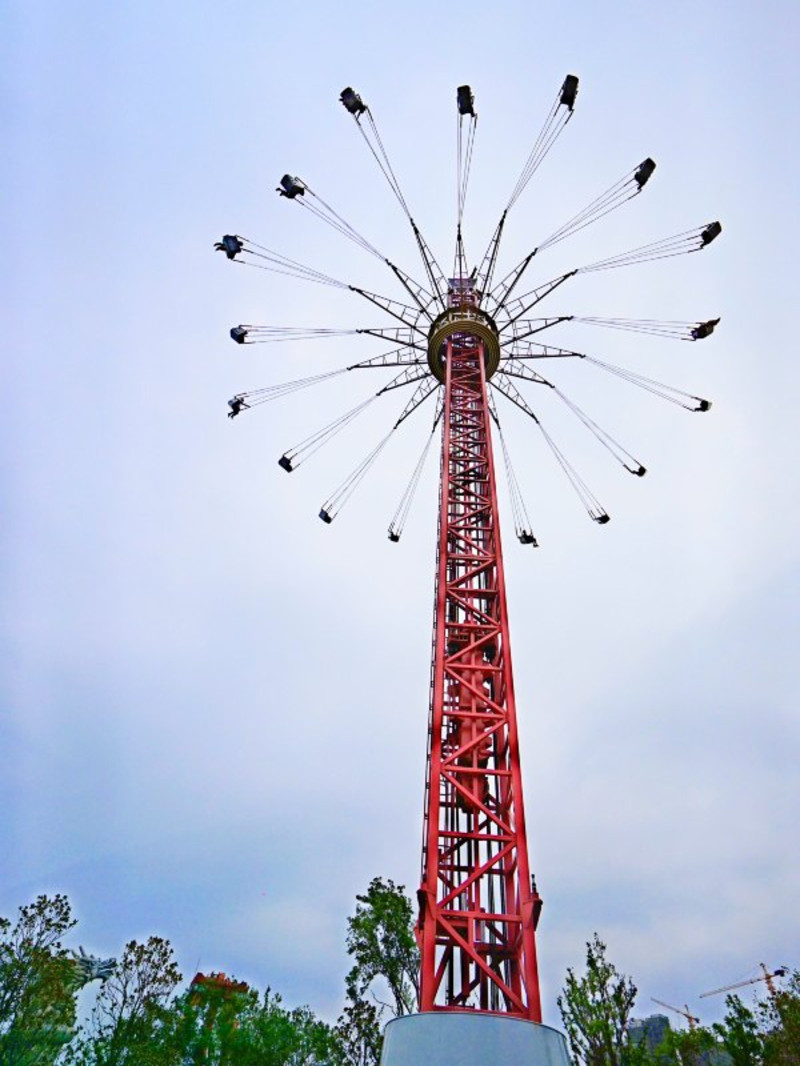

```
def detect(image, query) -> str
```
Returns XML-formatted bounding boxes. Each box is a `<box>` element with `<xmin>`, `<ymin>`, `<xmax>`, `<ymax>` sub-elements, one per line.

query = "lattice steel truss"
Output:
<box><xmin>217</xmin><ymin>77</ymin><xmax>721</xmax><ymax>1023</ymax></box>
<box><xmin>418</xmin><ymin>323</ymin><xmax>541</xmax><ymax>1017</ymax></box>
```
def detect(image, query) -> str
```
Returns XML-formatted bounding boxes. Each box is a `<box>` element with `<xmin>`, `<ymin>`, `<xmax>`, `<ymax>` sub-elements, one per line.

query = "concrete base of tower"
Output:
<box><xmin>380</xmin><ymin>1012</ymin><xmax>571</xmax><ymax>1066</ymax></box>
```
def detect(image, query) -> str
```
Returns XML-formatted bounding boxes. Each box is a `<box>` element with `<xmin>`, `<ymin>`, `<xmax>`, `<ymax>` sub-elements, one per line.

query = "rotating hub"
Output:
<box><xmin>427</xmin><ymin>306</ymin><xmax>501</xmax><ymax>383</ymax></box>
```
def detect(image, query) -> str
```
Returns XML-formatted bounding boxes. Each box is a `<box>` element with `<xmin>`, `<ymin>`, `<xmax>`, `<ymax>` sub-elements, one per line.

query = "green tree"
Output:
<box><xmin>334</xmin><ymin>878</ymin><xmax>419</xmax><ymax>1066</ymax></box>
<box><xmin>343</xmin><ymin>878</ymin><xmax>418</xmax><ymax>1019</ymax></box>
<box><xmin>167</xmin><ymin>974</ymin><xmax>255</xmax><ymax>1066</ymax></box>
<box><xmin>710</xmin><ymin>995</ymin><xmax>763</xmax><ymax>1066</ymax></box>
<box><xmin>244</xmin><ymin>992</ymin><xmax>339</xmax><ymax>1066</ymax></box>
<box><xmin>0</xmin><ymin>894</ymin><xmax>79</xmax><ymax>1066</ymax></box>
<box><xmin>760</xmin><ymin>970</ymin><xmax>800</xmax><ymax>1066</ymax></box>
<box><xmin>68</xmin><ymin>936</ymin><xmax>182</xmax><ymax>1066</ymax></box>
<box><xmin>332</xmin><ymin>996</ymin><xmax>383</xmax><ymax>1066</ymax></box>
<box><xmin>168</xmin><ymin>982</ymin><xmax>337</xmax><ymax>1066</ymax></box>
<box><xmin>557</xmin><ymin>934</ymin><xmax>649</xmax><ymax>1066</ymax></box>
<box><xmin>653</xmin><ymin>1024</ymin><xmax>723</xmax><ymax>1066</ymax></box>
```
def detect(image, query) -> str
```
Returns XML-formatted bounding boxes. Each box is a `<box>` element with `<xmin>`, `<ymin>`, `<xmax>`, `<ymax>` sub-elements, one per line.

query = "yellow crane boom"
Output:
<box><xmin>699</xmin><ymin>963</ymin><xmax>788</xmax><ymax>999</ymax></box>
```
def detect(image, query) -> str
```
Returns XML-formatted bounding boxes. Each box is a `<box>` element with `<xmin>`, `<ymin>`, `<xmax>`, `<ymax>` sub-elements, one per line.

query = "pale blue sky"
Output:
<box><xmin>3</xmin><ymin>0</ymin><xmax>799</xmax><ymax>1030</ymax></box>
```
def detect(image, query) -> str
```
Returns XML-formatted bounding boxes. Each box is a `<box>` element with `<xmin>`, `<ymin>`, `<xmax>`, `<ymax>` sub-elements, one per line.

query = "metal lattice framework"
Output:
<box><xmin>418</xmin><ymin>327</ymin><xmax>540</xmax><ymax>1016</ymax></box>
<box><xmin>217</xmin><ymin>78</ymin><xmax>721</xmax><ymax>1020</ymax></box>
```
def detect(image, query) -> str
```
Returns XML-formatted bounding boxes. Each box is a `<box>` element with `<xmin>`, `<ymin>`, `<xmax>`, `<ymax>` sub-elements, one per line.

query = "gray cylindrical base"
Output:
<box><xmin>380</xmin><ymin>1012</ymin><xmax>571</xmax><ymax>1066</ymax></box>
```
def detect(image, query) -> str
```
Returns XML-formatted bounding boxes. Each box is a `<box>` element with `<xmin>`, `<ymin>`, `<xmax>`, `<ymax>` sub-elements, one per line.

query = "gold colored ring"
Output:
<box><xmin>427</xmin><ymin>313</ymin><xmax>501</xmax><ymax>383</ymax></box>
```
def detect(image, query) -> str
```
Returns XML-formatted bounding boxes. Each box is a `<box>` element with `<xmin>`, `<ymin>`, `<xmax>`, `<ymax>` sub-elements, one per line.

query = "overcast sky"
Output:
<box><xmin>3</xmin><ymin>0</ymin><xmax>799</xmax><ymax>1034</ymax></box>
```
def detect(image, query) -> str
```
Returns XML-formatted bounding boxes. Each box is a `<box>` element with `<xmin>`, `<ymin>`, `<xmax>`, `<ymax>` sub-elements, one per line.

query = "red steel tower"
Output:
<box><xmin>219</xmin><ymin>79</ymin><xmax>721</xmax><ymax>1049</ymax></box>
<box><xmin>417</xmin><ymin>298</ymin><xmax>541</xmax><ymax>1018</ymax></box>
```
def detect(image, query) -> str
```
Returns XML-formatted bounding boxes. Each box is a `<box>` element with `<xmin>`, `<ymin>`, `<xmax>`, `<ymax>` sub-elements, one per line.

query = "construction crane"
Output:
<box><xmin>650</xmin><ymin>997</ymin><xmax>700</xmax><ymax>1030</ymax></box>
<box><xmin>700</xmin><ymin>963</ymin><xmax>789</xmax><ymax>1000</ymax></box>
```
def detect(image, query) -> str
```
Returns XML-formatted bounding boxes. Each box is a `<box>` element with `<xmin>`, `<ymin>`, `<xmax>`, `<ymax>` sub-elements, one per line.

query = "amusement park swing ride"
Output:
<box><xmin>215</xmin><ymin>78</ymin><xmax>721</xmax><ymax>1061</ymax></box>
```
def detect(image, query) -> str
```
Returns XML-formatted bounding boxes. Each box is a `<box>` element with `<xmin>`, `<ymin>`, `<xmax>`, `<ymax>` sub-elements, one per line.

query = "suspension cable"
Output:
<box><xmin>277</xmin><ymin>175</ymin><xmax>442</xmax><ymax>321</ymax></box>
<box><xmin>293</xmin><ymin>182</ymin><xmax>386</xmax><ymax>260</ymax></box>
<box><xmin>503</xmin><ymin>343</ymin><xmax>712</xmax><ymax>411</ymax></box>
<box><xmin>496</xmin><ymin>355</ymin><xmax>647</xmax><ymax>474</ymax></box>
<box><xmin>233</xmin><ymin>236</ymin><xmax>351</xmax><ymax>288</ymax></box>
<box><xmin>457</xmin><ymin>107</ymin><xmax>478</xmax><ymax>227</ymax></box>
<box><xmin>487</xmin><ymin>392</ymin><xmax>538</xmax><ymax>545</ymax></box>
<box><xmin>581</xmin><ymin>356</ymin><xmax>712</xmax><ymax>411</ymax></box>
<box><xmin>340</xmin><ymin>88</ymin><xmax>449</xmax><ymax>307</ymax></box>
<box><xmin>229</xmin><ymin>369</ymin><xmax>348</xmax><ymax>412</ymax></box>
<box><xmin>221</xmin><ymin>234</ymin><xmax>430</xmax><ymax>330</ymax></box>
<box><xmin>473</xmin><ymin>76</ymin><xmax>578</xmax><ymax>296</ymax></box>
<box><xmin>278</xmin><ymin>395</ymin><xmax>378</xmax><ymax>471</ymax></box>
<box><xmin>536</xmin><ymin>159</ymin><xmax>656</xmax><ymax>253</ymax></box>
<box><xmin>339</xmin><ymin>89</ymin><xmax>413</xmax><ymax>220</ymax></box>
<box><xmin>566</xmin><ymin>316</ymin><xmax>721</xmax><ymax>341</ymax></box>
<box><xmin>359</xmin><ymin>108</ymin><xmax>414</xmax><ymax>219</ymax></box>
<box><xmin>319</xmin><ymin>429</ymin><xmax>396</xmax><ymax>523</ymax></box>
<box><xmin>319</xmin><ymin>377</ymin><xmax>439</xmax><ymax>525</ymax></box>
<box><xmin>549</xmin><ymin>385</ymin><xmax>647</xmax><ymax>476</ymax></box>
<box><xmin>505</xmin><ymin>74</ymin><xmax>579</xmax><ymax>211</ymax></box>
<box><xmin>578</xmin><ymin>222</ymin><xmax>722</xmax><ymax>273</ymax></box>
<box><xmin>388</xmin><ymin>396</ymin><xmax>443</xmax><ymax>542</ymax></box>
<box><xmin>536</xmin><ymin>417</ymin><xmax>610</xmax><ymax>523</ymax></box>
<box><xmin>278</xmin><ymin>364</ymin><xmax>425</xmax><ymax>471</ymax></box>
<box><xmin>494</xmin><ymin>222</ymin><xmax>721</xmax><ymax>324</ymax></box>
<box><xmin>491</xmin><ymin>377</ymin><xmax>609</xmax><ymax>524</ymax></box>
<box><xmin>231</xmin><ymin>326</ymin><xmax>363</xmax><ymax>344</ymax></box>
<box><xmin>488</xmin><ymin>159</ymin><xmax>655</xmax><ymax>312</ymax></box>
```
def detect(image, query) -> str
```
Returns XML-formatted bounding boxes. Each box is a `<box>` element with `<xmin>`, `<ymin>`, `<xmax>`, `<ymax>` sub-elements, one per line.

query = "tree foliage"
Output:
<box><xmin>1</xmin><ymin>895</ymin><xmax>339</xmax><ymax>1066</ymax></box>
<box><xmin>709</xmin><ymin>994</ymin><xmax>764</xmax><ymax>1066</ymax></box>
<box><xmin>558</xmin><ymin>934</ymin><xmax>648</xmax><ymax>1066</ymax></box>
<box><xmin>169</xmin><ymin>985</ymin><xmax>339</xmax><ymax>1066</ymax></box>
<box><xmin>0</xmin><ymin>894</ymin><xmax>79</xmax><ymax>1066</ymax></box>
<box><xmin>332</xmin><ymin>996</ymin><xmax>383</xmax><ymax>1066</ymax></box>
<box><xmin>559</xmin><ymin>935</ymin><xmax>800</xmax><ymax>1066</ymax></box>
<box><xmin>67</xmin><ymin>936</ymin><xmax>182</xmax><ymax>1066</ymax></box>
<box><xmin>652</xmin><ymin>1024</ymin><xmax>720</xmax><ymax>1066</ymax></box>
<box><xmin>4</xmin><ymin>892</ymin><xmax>798</xmax><ymax>1066</ymax></box>
<box><xmin>759</xmin><ymin>970</ymin><xmax>800</xmax><ymax>1066</ymax></box>
<box><xmin>335</xmin><ymin>877</ymin><xmax>419</xmax><ymax>1066</ymax></box>
<box><xmin>343</xmin><ymin>878</ymin><xmax>418</xmax><ymax>1019</ymax></box>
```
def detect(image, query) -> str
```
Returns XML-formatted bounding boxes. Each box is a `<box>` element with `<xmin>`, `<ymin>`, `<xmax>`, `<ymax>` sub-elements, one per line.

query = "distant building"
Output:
<box><xmin>629</xmin><ymin>1013</ymin><xmax>671</xmax><ymax>1054</ymax></box>
<box><xmin>628</xmin><ymin>1013</ymin><xmax>732</xmax><ymax>1066</ymax></box>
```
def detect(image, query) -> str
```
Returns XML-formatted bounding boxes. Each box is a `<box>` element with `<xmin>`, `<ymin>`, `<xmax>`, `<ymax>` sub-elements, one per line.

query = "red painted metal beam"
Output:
<box><xmin>417</xmin><ymin>330</ymin><xmax>542</xmax><ymax>1019</ymax></box>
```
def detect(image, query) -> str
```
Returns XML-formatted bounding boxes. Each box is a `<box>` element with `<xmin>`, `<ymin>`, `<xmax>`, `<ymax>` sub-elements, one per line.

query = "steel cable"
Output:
<box><xmin>489</xmin><ymin>395</ymin><xmax>537</xmax><ymax>543</ymax></box>
<box><xmin>506</xmin><ymin>92</ymin><xmax>574</xmax><ymax>210</ymax></box>
<box><xmin>578</xmin><ymin>223</ymin><xmax>721</xmax><ymax>273</ymax></box>
<box><xmin>491</xmin><ymin>378</ymin><xmax>609</xmax><ymax>523</ymax></box>
<box><xmin>502</xmin><ymin>343</ymin><xmax>711</xmax><ymax>411</ymax></box>
<box><xmin>550</xmin><ymin>386</ymin><xmax>647</xmax><ymax>475</ymax></box>
<box><xmin>296</xmin><ymin>185</ymin><xmax>385</xmax><ymax>260</ymax></box>
<box><xmin>234</xmin><ymin>327</ymin><xmax>362</xmax><ymax>344</ymax></box>
<box><xmin>535</xmin><ymin>161</ymin><xmax>654</xmax><ymax>253</ymax></box>
<box><xmin>232</xmin><ymin>369</ymin><xmax>348</xmax><ymax>409</ymax></box>
<box><xmin>568</xmin><ymin>316</ymin><xmax>717</xmax><ymax>341</ymax></box>
<box><xmin>388</xmin><ymin>400</ymin><xmax>443</xmax><ymax>541</ymax></box>
<box><xmin>320</xmin><ymin>429</ymin><xmax>396</xmax><ymax>521</ymax></box>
